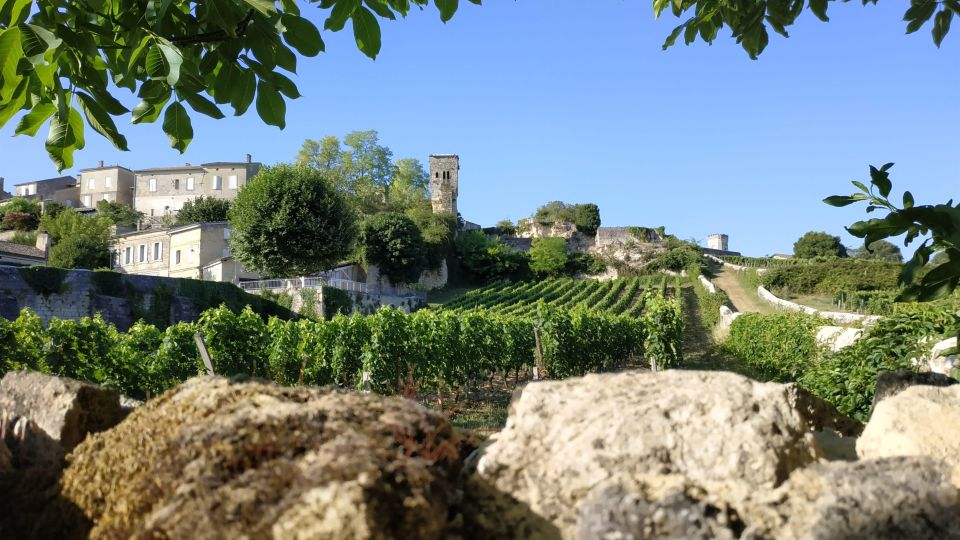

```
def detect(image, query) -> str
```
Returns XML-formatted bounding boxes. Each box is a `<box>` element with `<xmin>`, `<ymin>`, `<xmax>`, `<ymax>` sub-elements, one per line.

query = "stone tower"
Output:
<box><xmin>429</xmin><ymin>154</ymin><xmax>459</xmax><ymax>216</ymax></box>
<box><xmin>707</xmin><ymin>234</ymin><xmax>729</xmax><ymax>251</ymax></box>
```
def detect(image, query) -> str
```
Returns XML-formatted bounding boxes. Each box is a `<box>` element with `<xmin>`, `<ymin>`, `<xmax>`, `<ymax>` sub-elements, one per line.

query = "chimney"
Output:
<box><xmin>36</xmin><ymin>232</ymin><xmax>51</xmax><ymax>254</ymax></box>
<box><xmin>246</xmin><ymin>153</ymin><xmax>252</xmax><ymax>164</ymax></box>
<box><xmin>98</xmin><ymin>160</ymin><xmax>104</xmax><ymax>167</ymax></box>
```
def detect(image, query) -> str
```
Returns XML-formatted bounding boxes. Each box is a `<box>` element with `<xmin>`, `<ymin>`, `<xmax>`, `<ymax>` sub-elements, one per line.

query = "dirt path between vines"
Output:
<box><xmin>711</xmin><ymin>267</ymin><xmax>773</xmax><ymax>314</ymax></box>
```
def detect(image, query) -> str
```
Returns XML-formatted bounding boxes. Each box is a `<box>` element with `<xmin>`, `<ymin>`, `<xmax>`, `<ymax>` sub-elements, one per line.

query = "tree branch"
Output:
<box><xmin>169</xmin><ymin>9</ymin><xmax>256</xmax><ymax>46</ymax></box>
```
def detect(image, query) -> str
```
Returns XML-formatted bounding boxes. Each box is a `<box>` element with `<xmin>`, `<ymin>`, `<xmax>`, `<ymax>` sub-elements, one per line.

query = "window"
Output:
<box><xmin>152</xmin><ymin>242</ymin><xmax>162</xmax><ymax>261</ymax></box>
<box><xmin>82</xmin><ymin>195</ymin><xmax>92</xmax><ymax>207</ymax></box>
<box><xmin>186</xmin><ymin>177</ymin><xmax>194</xmax><ymax>190</ymax></box>
<box><xmin>124</xmin><ymin>247</ymin><xmax>132</xmax><ymax>265</ymax></box>
<box><xmin>102</xmin><ymin>193</ymin><xmax>111</xmax><ymax>201</ymax></box>
<box><xmin>175</xmin><ymin>250</ymin><xmax>181</xmax><ymax>265</ymax></box>
<box><xmin>213</xmin><ymin>176</ymin><xmax>222</xmax><ymax>190</ymax></box>
<box><xmin>228</xmin><ymin>175</ymin><xmax>238</xmax><ymax>189</ymax></box>
<box><xmin>105</xmin><ymin>176</ymin><xmax>112</xmax><ymax>189</ymax></box>
<box><xmin>149</xmin><ymin>178</ymin><xmax>157</xmax><ymax>192</ymax></box>
<box><xmin>435</xmin><ymin>172</ymin><xmax>439</xmax><ymax>178</ymax></box>
<box><xmin>88</xmin><ymin>177</ymin><xmax>95</xmax><ymax>189</ymax></box>
<box><xmin>174</xmin><ymin>179</ymin><xmax>180</xmax><ymax>190</ymax></box>
<box><xmin>139</xmin><ymin>244</ymin><xmax>146</xmax><ymax>263</ymax></box>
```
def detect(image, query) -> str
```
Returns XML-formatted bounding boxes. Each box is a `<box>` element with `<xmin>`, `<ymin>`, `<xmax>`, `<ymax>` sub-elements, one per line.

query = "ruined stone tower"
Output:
<box><xmin>707</xmin><ymin>234</ymin><xmax>729</xmax><ymax>251</ymax></box>
<box><xmin>429</xmin><ymin>154</ymin><xmax>459</xmax><ymax>216</ymax></box>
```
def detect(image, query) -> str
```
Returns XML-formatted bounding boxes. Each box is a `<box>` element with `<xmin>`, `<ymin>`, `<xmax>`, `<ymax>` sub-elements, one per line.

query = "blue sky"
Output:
<box><xmin>1</xmin><ymin>1</ymin><xmax>957</xmax><ymax>256</ymax></box>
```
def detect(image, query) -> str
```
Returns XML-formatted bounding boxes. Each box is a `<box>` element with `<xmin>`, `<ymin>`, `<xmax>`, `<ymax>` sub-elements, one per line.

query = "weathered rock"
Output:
<box><xmin>0</xmin><ymin>371</ymin><xmax>126</xmax><ymax>456</ymax></box>
<box><xmin>859</xmin><ymin>384</ymin><xmax>960</xmax><ymax>467</ymax></box>
<box><xmin>62</xmin><ymin>377</ymin><xmax>462</xmax><ymax>540</ymax></box>
<box><xmin>870</xmin><ymin>369</ymin><xmax>958</xmax><ymax>417</ymax></box>
<box><xmin>1</xmin><ymin>412</ymin><xmax>64</xmax><ymax>469</ymax></box>
<box><xmin>463</xmin><ymin>370</ymin><xmax>859</xmax><ymax>538</ymax></box>
<box><xmin>743</xmin><ymin>457</ymin><xmax>960</xmax><ymax>539</ymax></box>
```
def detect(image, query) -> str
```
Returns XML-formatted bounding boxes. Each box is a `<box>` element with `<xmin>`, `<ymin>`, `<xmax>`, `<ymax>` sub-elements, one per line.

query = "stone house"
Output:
<box><xmin>11</xmin><ymin>176</ymin><xmax>79</xmax><ymax>207</ymax></box>
<box><xmin>112</xmin><ymin>222</ymin><xmax>256</xmax><ymax>282</ymax></box>
<box><xmin>0</xmin><ymin>233</ymin><xmax>49</xmax><ymax>266</ymax></box>
<box><xmin>133</xmin><ymin>156</ymin><xmax>261</xmax><ymax>220</ymax></box>
<box><xmin>77</xmin><ymin>162</ymin><xmax>136</xmax><ymax>209</ymax></box>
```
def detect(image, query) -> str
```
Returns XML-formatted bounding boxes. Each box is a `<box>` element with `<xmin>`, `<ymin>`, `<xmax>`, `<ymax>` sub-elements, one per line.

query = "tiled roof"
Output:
<box><xmin>0</xmin><ymin>241</ymin><xmax>45</xmax><ymax>260</ymax></box>
<box><xmin>202</xmin><ymin>162</ymin><xmax>258</xmax><ymax>167</ymax></box>
<box><xmin>78</xmin><ymin>165</ymin><xmax>134</xmax><ymax>173</ymax></box>
<box><xmin>135</xmin><ymin>166</ymin><xmax>207</xmax><ymax>174</ymax></box>
<box><xmin>13</xmin><ymin>175</ymin><xmax>76</xmax><ymax>187</ymax></box>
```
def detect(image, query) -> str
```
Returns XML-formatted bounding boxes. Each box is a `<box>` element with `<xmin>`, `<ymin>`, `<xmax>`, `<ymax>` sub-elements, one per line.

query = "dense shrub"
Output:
<box><xmin>1</xmin><ymin>197</ymin><xmax>41</xmax><ymax>218</ymax></box>
<box><xmin>693</xmin><ymin>273</ymin><xmax>730</xmax><ymax>328</ymax></box>
<box><xmin>1</xmin><ymin>211</ymin><xmax>39</xmax><ymax>231</ymax></box>
<box><xmin>97</xmin><ymin>200</ymin><xmax>144</xmax><ymax>226</ymax></box>
<box><xmin>175</xmin><ymin>196</ymin><xmax>230</xmax><ymax>225</ymax></box>
<box><xmin>529</xmin><ymin>237</ymin><xmax>568</xmax><ymax>277</ymax></box>
<box><xmin>793</xmin><ymin>231</ymin><xmax>847</xmax><ymax>258</ymax></box>
<box><xmin>455</xmin><ymin>231</ymin><xmax>526</xmax><ymax>282</ymax></box>
<box><xmin>760</xmin><ymin>259</ymin><xmax>901</xmax><ymax>295</ymax></box>
<box><xmin>722</xmin><ymin>312</ymin><xmax>822</xmax><ymax>382</ymax></box>
<box><xmin>362</xmin><ymin>212</ymin><xmax>427</xmax><ymax>284</ymax></box>
<box><xmin>534</xmin><ymin>201</ymin><xmax>601</xmax><ymax>235</ymax></box>
<box><xmin>10</xmin><ymin>231</ymin><xmax>37</xmax><ymax>246</ymax></box>
<box><xmin>49</xmin><ymin>234</ymin><xmax>111</xmax><ymax>269</ymax></box>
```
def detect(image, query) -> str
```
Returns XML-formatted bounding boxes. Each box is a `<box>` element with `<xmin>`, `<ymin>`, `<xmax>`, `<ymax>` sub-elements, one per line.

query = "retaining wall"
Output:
<box><xmin>756</xmin><ymin>285</ymin><xmax>881</xmax><ymax>326</ymax></box>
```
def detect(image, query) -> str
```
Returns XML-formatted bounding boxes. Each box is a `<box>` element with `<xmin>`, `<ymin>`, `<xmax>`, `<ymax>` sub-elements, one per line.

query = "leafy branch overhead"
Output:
<box><xmin>824</xmin><ymin>164</ymin><xmax>960</xmax><ymax>302</ymax></box>
<box><xmin>0</xmin><ymin>0</ymin><xmax>954</xmax><ymax>170</ymax></box>
<box><xmin>657</xmin><ymin>0</ymin><xmax>958</xmax><ymax>59</ymax></box>
<box><xmin>0</xmin><ymin>0</ymin><xmax>480</xmax><ymax>170</ymax></box>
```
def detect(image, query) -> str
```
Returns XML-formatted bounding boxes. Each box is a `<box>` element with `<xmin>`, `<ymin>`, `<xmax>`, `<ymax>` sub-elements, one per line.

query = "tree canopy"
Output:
<box><xmin>176</xmin><ymin>196</ymin><xmax>231</xmax><ymax>225</ymax></box>
<box><xmin>228</xmin><ymin>164</ymin><xmax>357</xmax><ymax>277</ymax></box>
<box><xmin>97</xmin><ymin>199</ymin><xmax>143</xmax><ymax>227</ymax></box>
<box><xmin>850</xmin><ymin>240</ymin><xmax>903</xmax><ymax>263</ymax></box>
<box><xmin>2</xmin><ymin>1</ymin><xmax>952</xmax><ymax>169</ymax></box>
<box><xmin>793</xmin><ymin>231</ymin><xmax>847</xmax><ymax>259</ymax></box>
<box><xmin>40</xmin><ymin>208</ymin><xmax>112</xmax><ymax>269</ymax></box>
<box><xmin>361</xmin><ymin>212</ymin><xmax>427</xmax><ymax>285</ymax></box>
<box><xmin>529</xmin><ymin>237</ymin><xmax>569</xmax><ymax>277</ymax></box>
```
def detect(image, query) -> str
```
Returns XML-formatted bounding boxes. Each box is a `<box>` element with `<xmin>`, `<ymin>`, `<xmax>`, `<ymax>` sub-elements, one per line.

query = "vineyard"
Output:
<box><xmin>719</xmin><ymin>255</ymin><xmax>810</xmax><ymax>269</ymax></box>
<box><xmin>442</xmin><ymin>276</ymin><xmax>675</xmax><ymax>317</ymax></box>
<box><xmin>0</xmin><ymin>284</ymin><xmax>684</xmax><ymax>403</ymax></box>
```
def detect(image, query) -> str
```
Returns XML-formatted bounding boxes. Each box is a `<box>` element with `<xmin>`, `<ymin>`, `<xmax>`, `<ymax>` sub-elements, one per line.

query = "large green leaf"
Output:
<box><xmin>230</xmin><ymin>68</ymin><xmax>257</xmax><ymax>115</ymax></box>
<box><xmin>435</xmin><ymin>0</ymin><xmax>458</xmax><ymax>22</ymax></box>
<box><xmin>45</xmin><ymin>107</ymin><xmax>78</xmax><ymax>171</ymax></box>
<box><xmin>0</xmin><ymin>27</ymin><xmax>23</xmax><ymax>101</ymax></box>
<box><xmin>241</xmin><ymin>0</ymin><xmax>277</xmax><ymax>16</ymax></box>
<box><xmin>255</xmin><ymin>81</ymin><xmax>285</xmax><ymax>129</ymax></box>
<box><xmin>76</xmin><ymin>91</ymin><xmax>129</xmax><ymax>150</ymax></box>
<box><xmin>182</xmin><ymin>91</ymin><xmax>225</xmax><ymax>119</ymax></box>
<box><xmin>162</xmin><ymin>101</ymin><xmax>193</xmax><ymax>153</ymax></box>
<box><xmin>14</xmin><ymin>101</ymin><xmax>55</xmax><ymax>136</ymax></box>
<box><xmin>19</xmin><ymin>24</ymin><xmax>62</xmax><ymax>65</ymax></box>
<box><xmin>282</xmin><ymin>13</ymin><xmax>324</xmax><ymax>56</ymax></box>
<box><xmin>352</xmin><ymin>6</ymin><xmax>381</xmax><ymax>59</ymax></box>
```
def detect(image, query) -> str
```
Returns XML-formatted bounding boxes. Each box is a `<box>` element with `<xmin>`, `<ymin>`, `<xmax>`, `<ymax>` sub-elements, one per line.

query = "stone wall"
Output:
<box><xmin>0</xmin><ymin>266</ymin><xmax>290</xmax><ymax>331</ymax></box>
<box><xmin>757</xmin><ymin>285</ymin><xmax>881</xmax><ymax>326</ymax></box>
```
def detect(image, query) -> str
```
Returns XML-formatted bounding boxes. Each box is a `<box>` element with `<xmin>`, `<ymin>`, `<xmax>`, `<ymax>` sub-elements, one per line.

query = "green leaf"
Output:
<box><xmin>282</xmin><ymin>14</ymin><xmax>324</xmax><ymax>56</ymax></box>
<box><xmin>364</xmin><ymin>0</ymin><xmax>397</xmax><ymax>20</ymax></box>
<box><xmin>905</xmin><ymin>1</ymin><xmax>937</xmax><ymax>34</ymax></box>
<box><xmin>868</xmin><ymin>165</ymin><xmax>892</xmax><ymax>198</ymax></box>
<box><xmin>14</xmin><ymin>101</ymin><xmax>55</xmax><ymax>136</ymax></box>
<box><xmin>823</xmin><ymin>195</ymin><xmax>863</xmax><ymax>207</ymax></box>
<box><xmin>255</xmin><ymin>80</ymin><xmax>285</xmax><ymax>129</ymax></box>
<box><xmin>230</xmin><ymin>68</ymin><xmax>257</xmax><ymax>115</ymax></box>
<box><xmin>325</xmin><ymin>0</ymin><xmax>357</xmax><ymax>32</ymax></box>
<box><xmin>181</xmin><ymin>91</ymin><xmax>225</xmax><ymax>119</ymax></box>
<box><xmin>435</xmin><ymin>0</ymin><xmax>458</xmax><ymax>22</ymax></box>
<box><xmin>19</xmin><ymin>24</ymin><xmax>62</xmax><ymax>65</ymax></box>
<box><xmin>131</xmin><ymin>84</ymin><xmax>171</xmax><ymax>124</ymax></box>
<box><xmin>933</xmin><ymin>9</ymin><xmax>953</xmax><ymax>47</ymax></box>
<box><xmin>241</xmin><ymin>0</ymin><xmax>277</xmax><ymax>16</ymax></box>
<box><xmin>76</xmin><ymin>91</ymin><xmax>129</xmax><ymax>150</ymax></box>
<box><xmin>851</xmin><ymin>180</ymin><xmax>870</xmax><ymax>193</ymax></box>
<box><xmin>352</xmin><ymin>6</ymin><xmax>381</xmax><ymax>59</ymax></box>
<box><xmin>45</xmin><ymin>107</ymin><xmax>78</xmax><ymax>171</ymax></box>
<box><xmin>809</xmin><ymin>0</ymin><xmax>829</xmax><ymax>22</ymax></box>
<box><xmin>0</xmin><ymin>77</ymin><xmax>28</xmax><ymax>128</ymax></box>
<box><xmin>68</xmin><ymin>105</ymin><xmax>85</xmax><ymax>151</ymax></box>
<box><xmin>903</xmin><ymin>191</ymin><xmax>915</xmax><ymax>209</ymax></box>
<box><xmin>162</xmin><ymin>101</ymin><xmax>193</xmax><ymax>153</ymax></box>
<box><xmin>0</xmin><ymin>27</ymin><xmax>24</xmax><ymax>101</ymax></box>
<box><xmin>7</xmin><ymin>0</ymin><xmax>31</xmax><ymax>26</ymax></box>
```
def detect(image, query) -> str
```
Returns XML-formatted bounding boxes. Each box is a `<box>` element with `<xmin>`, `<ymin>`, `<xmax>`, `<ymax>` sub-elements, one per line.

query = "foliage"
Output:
<box><xmin>174</xmin><ymin>196</ymin><xmax>230</xmax><ymax>225</ymax></box>
<box><xmin>722</xmin><ymin>312</ymin><xmax>822</xmax><ymax>382</ymax></box>
<box><xmin>628</xmin><ymin>226</ymin><xmax>663</xmax><ymax>242</ymax></box>
<box><xmin>719</xmin><ymin>255</ymin><xmax>809</xmax><ymax>268</ymax></box>
<box><xmin>1</xmin><ymin>197</ymin><xmax>41</xmax><ymax>217</ymax></box>
<box><xmin>18</xmin><ymin>266</ymin><xmax>68</xmax><ymax>296</ymax></box>
<box><xmin>760</xmin><ymin>258</ymin><xmax>901</xmax><ymax>296</ymax></box>
<box><xmin>49</xmin><ymin>234</ymin><xmax>111</xmax><ymax>269</ymax></box>
<box><xmin>495</xmin><ymin>219</ymin><xmax>516</xmax><ymax>236</ymax></box>
<box><xmin>9</xmin><ymin>230</ymin><xmax>37</xmax><ymax>246</ymax></box>
<box><xmin>42</xmin><ymin>201</ymin><xmax>67</xmax><ymax>217</ymax></box>
<box><xmin>529</xmin><ymin>237</ymin><xmax>568</xmax><ymax>277</ymax></box>
<box><xmin>96</xmin><ymin>200</ymin><xmax>143</xmax><ymax>227</ymax></box>
<box><xmin>534</xmin><ymin>201</ymin><xmax>602</xmax><ymax>235</ymax></box>
<box><xmin>454</xmin><ymin>231</ymin><xmax>526</xmax><ymax>283</ymax></box>
<box><xmin>321</xmin><ymin>286</ymin><xmax>353</xmax><ymax>319</ymax></box>
<box><xmin>850</xmin><ymin>240</ymin><xmax>903</xmax><ymax>263</ymax></box>
<box><xmin>361</xmin><ymin>212</ymin><xmax>426</xmax><ymax>285</ymax></box>
<box><xmin>406</xmin><ymin>203</ymin><xmax>456</xmax><ymax>271</ymax></box>
<box><xmin>297</xmin><ymin>131</ymin><xmax>430</xmax><ymax>216</ymax></box>
<box><xmin>565</xmin><ymin>252</ymin><xmax>607</xmax><ymax>276</ymax></box>
<box><xmin>692</xmin><ymin>271</ymin><xmax>730</xmax><ymax>328</ymax></box>
<box><xmin>642</xmin><ymin>293</ymin><xmax>684</xmax><ymax>369</ymax></box>
<box><xmin>793</xmin><ymin>231</ymin><xmax>847</xmax><ymax>259</ymax></box>
<box><xmin>229</xmin><ymin>164</ymin><xmax>357</xmax><ymax>277</ymax></box>
<box><xmin>198</xmin><ymin>305</ymin><xmax>269</xmax><ymax>378</ymax></box>
<box><xmin>826</xmin><ymin>164</ymin><xmax>960</xmax><ymax>303</ymax></box>
<box><xmin>657</xmin><ymin>0</ymin><xmax>957</xmax><ymax>59</ymax></box>
<box><xmin>39</xmin><ymin>208</ymin><xmax>112</xmax><ymax>244</ymax></box>
<box><xmin>648</xmin><ymin>243</ymin><xmax>702</xmax><ymax>272</ymax></box>
<box><xmin>1</xmin><ymin>211</ymin><xmax>38</xmax><ymax>231</ymax></box>
<box><xmin>0</xmin><ymin>1</ymin><xmax>478</xmax><ymax>169</ymax></box>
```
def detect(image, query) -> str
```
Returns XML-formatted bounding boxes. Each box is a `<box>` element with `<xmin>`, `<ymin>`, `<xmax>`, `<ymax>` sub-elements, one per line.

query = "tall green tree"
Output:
<box><xmin>97</xmin><ymin>200</ymin><xmax>144</xmax><ymax>227</ymax></box>
<box><xmin>361</xmin><ymin>212</ymin><xmax>426</xmax><ymax>285</ymax></box>
<box><xmin>176</xmin><ymin>196</ymin><xmax>231</xmax><ymax>225</ymax></box>
<box><xmin>40</xmin><ymin>209</ymin><xmax>112</xmax><ymax>269</ymax></box>
<box><xmin>850</xmin><ymin>240</ymin><xmax>903</xmax><ymax>263</ymax></box>
<box><xmin>228</xmin><ymin>164</ymin><xmax>357</xmax><ymax>277</ymax></box>
<box><xmin>793</xmin><ymin>231</ymin><xmax>847</xmax><ymax>259</ymax></box>
<box><xmin>530</xmin><ymin>237</ymin><xmax>569</xmax><ymax>277</ymax></box>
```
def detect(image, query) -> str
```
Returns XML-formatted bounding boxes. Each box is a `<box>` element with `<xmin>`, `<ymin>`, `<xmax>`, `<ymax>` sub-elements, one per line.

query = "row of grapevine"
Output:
<box><xmin>0</xmin><ymin>298</ymin><xmax>685</xmax><ymax>401</ymax></box>
<box><xmin>444</xmin><ymin>277</ymin><xmax>666</xmax><ymax>316</ymax></box>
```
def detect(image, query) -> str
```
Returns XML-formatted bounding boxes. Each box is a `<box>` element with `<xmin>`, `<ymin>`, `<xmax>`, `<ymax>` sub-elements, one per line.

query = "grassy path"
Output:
<box><xmin>711</xmin><ymin>266</ymin><xmax>774</xmax><ymax>314</ymax></box>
